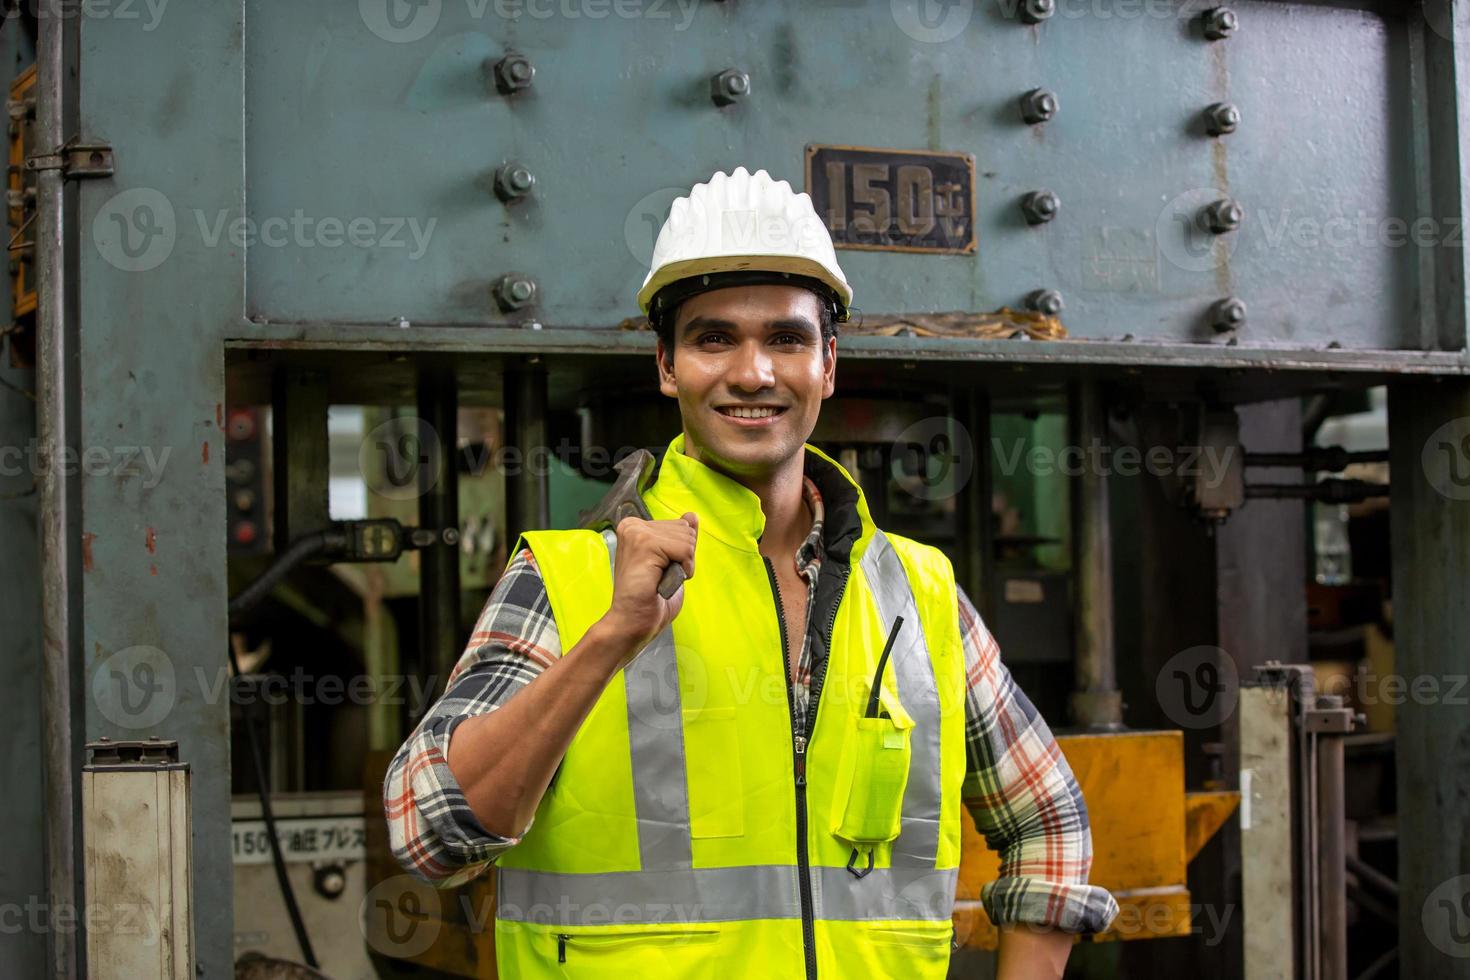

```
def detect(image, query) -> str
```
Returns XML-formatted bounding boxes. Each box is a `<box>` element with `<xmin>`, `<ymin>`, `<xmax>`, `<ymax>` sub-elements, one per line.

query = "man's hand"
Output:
<box><xmin>598</xmin><ymin>512</ymin><xmax>698</xmax><ymax>661</ymax></box>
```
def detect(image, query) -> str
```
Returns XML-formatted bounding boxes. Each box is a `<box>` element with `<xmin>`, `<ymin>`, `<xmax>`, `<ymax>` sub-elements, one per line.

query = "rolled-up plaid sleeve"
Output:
<box><xmin>959</xmin><ymin>585</ymin><xmax>1120</xmax><ymax>934</ymax></box>
<box><xmin>382</xmin><ymin>548</ymin><xmax>561</xmax><ymax>888</ymax></box>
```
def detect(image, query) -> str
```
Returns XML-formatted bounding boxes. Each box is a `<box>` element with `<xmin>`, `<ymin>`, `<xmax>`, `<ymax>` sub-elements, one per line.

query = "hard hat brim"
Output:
<box><xmin>637</xmin><ymin>253</ymin><xmax>853</xmax><ymax>315</ymax></box>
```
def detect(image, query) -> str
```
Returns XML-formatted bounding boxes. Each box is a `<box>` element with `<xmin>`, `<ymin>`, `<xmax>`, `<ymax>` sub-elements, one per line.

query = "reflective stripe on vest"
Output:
<box><xmin>607</xmin><ymin>529</ymin><xmax>695</xmax><ymax>871</ymax></box>
<box><xmin>496</xmin><ymin>864</ymin><xmax>959</xmax><ymax>924</ymax></box>
<box><xmin>859</xmin><ymin>529</ymin><xmax>942</xmax><ymax>868</ymax></box>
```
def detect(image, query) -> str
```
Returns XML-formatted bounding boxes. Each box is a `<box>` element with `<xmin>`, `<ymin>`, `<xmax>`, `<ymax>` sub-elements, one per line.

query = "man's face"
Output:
<box><xmin>657</xmin><ymin>284</ymin><xmax>836</xmax><ymax>480</ymax></box>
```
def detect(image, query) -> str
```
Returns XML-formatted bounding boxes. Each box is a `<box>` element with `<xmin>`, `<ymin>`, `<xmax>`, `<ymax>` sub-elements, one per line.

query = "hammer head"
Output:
<box><xmin>578</xmin><ymin>448</ymin><xmax>656</xmax><ymax>530</ymax></box>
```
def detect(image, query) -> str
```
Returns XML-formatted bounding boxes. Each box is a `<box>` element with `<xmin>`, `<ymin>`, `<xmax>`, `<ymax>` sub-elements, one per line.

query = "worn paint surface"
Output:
<box><xmin>77</xmin><ymin>6</ymin><xmax>243</xmax><ymax>977</ymax></box>
<box><xmin>229</xmin><ymin>0</ymin><xmax>1433</xmax><ymax>353</ymax></box>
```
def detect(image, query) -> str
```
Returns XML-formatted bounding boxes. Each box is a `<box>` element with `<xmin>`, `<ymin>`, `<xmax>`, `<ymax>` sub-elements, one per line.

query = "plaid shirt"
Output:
<box><xmin>384</xmin><ymin>478</ymin><xmax>1119</xmax><ymax>935</ymax></box>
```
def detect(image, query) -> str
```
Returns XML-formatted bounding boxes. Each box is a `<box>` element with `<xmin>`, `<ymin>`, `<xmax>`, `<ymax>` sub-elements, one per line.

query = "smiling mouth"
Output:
<box><xmin>716</xmin><ymin>406</ymin><xmax>787</xmax><ymax>420</ymax></box>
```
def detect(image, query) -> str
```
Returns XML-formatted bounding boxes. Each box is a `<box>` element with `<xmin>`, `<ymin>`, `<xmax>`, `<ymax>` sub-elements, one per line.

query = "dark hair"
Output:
<box><xmin>653</xmin><ymin>288</ymin><xmax>838</xmax><ymax>365</ymax></box>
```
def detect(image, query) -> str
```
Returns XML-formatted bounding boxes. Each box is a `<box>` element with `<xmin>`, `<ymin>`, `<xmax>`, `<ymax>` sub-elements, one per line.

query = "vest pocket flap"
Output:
<box><xmin>831</xmin><ymin>711</ymin><xmax>913</xmax><ymax>846</ymax></box>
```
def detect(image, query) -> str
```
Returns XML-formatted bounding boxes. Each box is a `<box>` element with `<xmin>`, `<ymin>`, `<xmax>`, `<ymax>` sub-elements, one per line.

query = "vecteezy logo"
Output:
<box><xmin>93</xmin><ymin>645</ymin><xmax>176</xmax><ymax>730</ymax></box>
<box><xmin>624</xmin><ymin>186</ymin><xmax>710</xmax><ymax>272</ymax></box>
<box><xmin>891</xmin><ymin>417</ymin><xmax>975</xmax><ymax>502</ymax></box>
<box><xmin>360</xmin><ymin>0</ymin><xmax>441</xmax><ymax>43</ymax></box>
<box><xmin>892</xmin><ymin>0</ymin><xmax>974</xmax><ymax>44</ymax></box>
<box><xmin>92</xmin><ymin>188</ymin><xmax>176</xmax><ymax>273</ymax></box>
<box><xmin>1422</xmin><ymin>417</ymin><xmax>1470</xmax><ymax>502</ymax></box>
<box><xmin>1156</xmin><ymin>646</ymin><xmax>1239</xmax><ymax>729</ymax></box>
<box><xmin>1424</xmin><ymin>874</ymin><xmax>1470</xmax><ymax>958</ymax></box>
<box><xmin>1422</xmin><ymin>0</ymin><xmax>1470</xmax><ymax>45</ymax></box>
<box><xmin>1156</xmin><ymin>187</ymin><xmax>1239</xmax><ymax>275</ymax></box>
<box><xmin>360</xmin><ymin>416</ymin><xmax>442</xmax><ymax>501</ymax></box>
<box><xmin>361</xmin><ymin>874</ymin><xmax>442</xmax><ymax>957</ymax></box>
<box><xmin>625</xmin><ymin>632</ymin><xmax>711</xmax><ymax>732</ymax></box>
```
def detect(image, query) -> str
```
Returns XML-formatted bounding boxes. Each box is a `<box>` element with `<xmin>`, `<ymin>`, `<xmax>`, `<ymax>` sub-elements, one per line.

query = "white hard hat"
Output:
<box><xmin>636</xmin><ymin>166</ymin><xmax>853</xmax><ymax>324</ymax></box>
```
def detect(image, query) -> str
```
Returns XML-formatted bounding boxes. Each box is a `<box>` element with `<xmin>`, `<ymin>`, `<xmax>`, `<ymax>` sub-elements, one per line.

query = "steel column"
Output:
<box><xmin>417</xmin><ymin>361</ymin><xmax>461</xmax><ymax>685</ymax></box>
<box><xmin>270</xmin><ymin>367</ymin><xmax>330</xmax><ymax>553</ymax></box>
<box><xmin>35</xmin><ymin>3</ymin><xmax>83</xmax><ymax>976</ymax></box>
<box><xmin>503</xmin><ymin>358</ymin><xmax>549</xmax><ymax>543</ymax></box>
<box><xmin>1069</xmin><ymin>379</ymin><xmax>1122</xmax><ymax>729</ymax></box>
<box><xmin>1389</xmin><ymin>379</ymin><xmax>1470</xmax><ymax>979</ymax></box>
<box><xmin>1315</xmin><ymin>716</ymin><xmax>1347</xmax><ymax>980</ymax></box>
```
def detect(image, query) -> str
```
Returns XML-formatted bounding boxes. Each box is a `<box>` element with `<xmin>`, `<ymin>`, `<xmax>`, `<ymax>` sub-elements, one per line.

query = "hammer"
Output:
<box><xmin>578</xmin><ymin>448</ymin><xmax>687</xmax><ymax>599</ymax></box>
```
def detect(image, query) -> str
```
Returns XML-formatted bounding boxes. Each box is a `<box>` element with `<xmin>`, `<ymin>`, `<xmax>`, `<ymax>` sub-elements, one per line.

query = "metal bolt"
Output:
<box><xmin>1202</xmin><ymin>6</ymin><xmax>1237</xmax><ymax>40</ymax></box>
<box><xmin>493</xmin><ymin>54</ymin><xmax>535</xmax><ymax>94</ymax></box>
<box><xmin>495</xmin><ymin>273</ymin><xmax>537</xmax><ymax>311</ymax></box>
<box><xmin>313</xmin><ymin>865</ymin><xmax>347</xmax><ymax>900</ymax></box>
<box><xmin>1204</xmin><ymin>102</ymin><xmax>1240</xmax><ymax>136</ymax></box>
<box><xmin>710</xmin><ymin>69</ymin><xmax>750</xmax><ymax>107</ymax></box>
<box><xmin>1020</xmin><ymin>189</ymin><xmax>1060</xmax><ymax>225</ymax></box>
<box><xmin>1019</xmin><ymin>88</ymin><xmax>1059</xmax><ymax>125</ymax></box>
<box><xmin>1020</xmin><ymin>0</ymin><xmax>1055</xmax><ymax>23</ymax></box>
<box><xmin>1026</xmin><ymin>289</ymin><xmax>1064</xmax><ymax>316</ymax></box>
<box><xmin>495</xmin><ymin>162</ymin><xmax>536</xmax><ymax>201</ymax></box>
<box><xmin>1210</xmin><ymin>297</ymin><xmax>1247</xmax><ymax>332</ymax></box>
<box><xmin>1203</xmin><ymin>197</ymin><xmax>1244</xmax><ymax>234</ymax></box>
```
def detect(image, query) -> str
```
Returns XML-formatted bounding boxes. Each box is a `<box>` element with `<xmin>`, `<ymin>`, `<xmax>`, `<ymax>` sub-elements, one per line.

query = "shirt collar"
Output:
<box><xmin>646</xmin><ymin>432</ymin><xmax>870</xmax><ymax>558</ymax></box>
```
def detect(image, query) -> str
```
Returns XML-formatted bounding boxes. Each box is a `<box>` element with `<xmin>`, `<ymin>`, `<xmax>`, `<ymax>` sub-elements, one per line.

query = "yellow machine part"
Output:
<box><xmin>956</xmin><ymin>730</ymin><xmax>1239</xmax><ymax>950</ymax></box>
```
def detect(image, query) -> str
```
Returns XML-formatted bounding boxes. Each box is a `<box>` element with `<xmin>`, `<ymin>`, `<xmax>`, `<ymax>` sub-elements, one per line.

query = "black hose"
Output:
<box><xmin>228</xmin><ymin>528</ymin><xmax>345</xmax><ymax>622</ymax></box>
<box><xmin>228</xmin><ymin>639</ymin><xmax>319</xmax><ymax>970</ymax></box>
<box><xmin>226</xmin><ymin>529</ymin><xmax>348</xmax><ymax>970</ymax></box>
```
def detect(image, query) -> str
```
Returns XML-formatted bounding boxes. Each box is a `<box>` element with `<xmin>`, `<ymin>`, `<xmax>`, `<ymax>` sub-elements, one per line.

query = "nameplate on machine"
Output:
<box><xmin>231</xmin><ymin>815</ymin><xmax>366</xmax><ymax>865</ymax></box>
<box><xmin>805</xmin><ymin>144</ymin><xmax>976</xmax><ymax>255</ymax></box>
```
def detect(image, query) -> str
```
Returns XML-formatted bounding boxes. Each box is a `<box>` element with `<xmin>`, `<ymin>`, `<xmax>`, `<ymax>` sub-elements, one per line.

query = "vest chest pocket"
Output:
<box><xmin>682</xmin><ymin>706</ymin><xmax>744</xmax><ymax>839</ymax></box>
<box><xmin>829</xmin><ymin>691</ymin><xmax>914</xmax><ymax>850</ymax></box>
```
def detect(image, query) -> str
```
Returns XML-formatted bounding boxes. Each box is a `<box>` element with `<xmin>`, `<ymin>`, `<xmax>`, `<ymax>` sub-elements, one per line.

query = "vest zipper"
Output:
<box><xmin>762</xmin><ymin>556</ymin><xmax>817</xmax><ymax>980</ymax></box>
<box><xmin>805</xmin><ymin>566</ymin><xmax>851</xmax><ymax>747</ymax></box>
<box><xmin>763</xmin><ymin>556</ymin><xmax>852</xmax><ymax>980</ymax></box>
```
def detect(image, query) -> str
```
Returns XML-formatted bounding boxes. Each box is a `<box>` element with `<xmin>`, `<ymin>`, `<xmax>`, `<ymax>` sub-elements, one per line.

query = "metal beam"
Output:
<box><xmin>1389</xmin><ymin>379</ymin><xmax>1470</xmax><ymax>978</ymax></box>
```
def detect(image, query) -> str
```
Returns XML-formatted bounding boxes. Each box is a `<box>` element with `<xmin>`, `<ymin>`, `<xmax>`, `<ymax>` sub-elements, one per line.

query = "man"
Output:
<box><xmin>385</xmin><ymin>167</ymin><xmax>1118</xmax><ymax>978</ymax></box>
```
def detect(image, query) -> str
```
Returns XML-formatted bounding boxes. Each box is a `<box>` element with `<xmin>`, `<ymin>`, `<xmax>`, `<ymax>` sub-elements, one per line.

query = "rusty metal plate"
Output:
<box><xmin>805</xmin><ymin>144</ymin><xmax>975</xmax><ymax>255</ymax></box>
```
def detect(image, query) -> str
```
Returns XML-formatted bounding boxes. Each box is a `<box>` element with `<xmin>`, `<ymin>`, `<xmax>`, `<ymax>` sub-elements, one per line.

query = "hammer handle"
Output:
<box><xmin>656</xmin><ymin>562</ymin><xmax>687</xmax><ymax>600</ymax></box>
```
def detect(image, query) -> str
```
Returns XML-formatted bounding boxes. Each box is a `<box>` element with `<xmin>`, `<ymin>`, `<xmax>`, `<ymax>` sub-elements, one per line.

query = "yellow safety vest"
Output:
<box><xmin>494</xmin><ymin>434</ymin><xmax>967</xmax><ymax>978</ymax></box>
